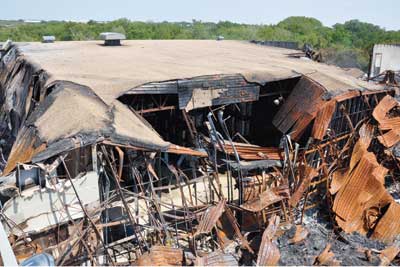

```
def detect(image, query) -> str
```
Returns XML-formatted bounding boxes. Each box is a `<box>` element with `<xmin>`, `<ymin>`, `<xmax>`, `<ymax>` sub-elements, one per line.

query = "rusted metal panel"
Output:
<box><xmin>273</xmin><ymin>76</ymin><xmax>325</xmax><ymax>140</ymax></box>
<box><xmin>166</xmin><ymin>144</ymin><xmax>208</xmax><ymax>157</ymax></box>
<box><xmin>289</xmin><ymin>165</ymin><xmax>318</xmax><ymax>207</ymax></box>
<box><xmin>379</xmin><ymin>245</ymin><xmax>400</xmax><ymax>266</ymax></box>
<box><xmin>377</xmin><ymin>129</ymin><xmax>400</xmax><ymax>148</ymax></box>
<box><xmin>313</xmin><ymin>244</ymin><xmax>340</xmax><ymax>265</ymax></box>
<box><xmin>333</xmin><ymin>148</ymin><xmax>384</xmax><ymax>233</ymax></box>
<box><xmin>289</xmin><ymin>225</ymin><xmax>309</xmax><ymax>244</ymax></box>
<box><xmin>195</xmin><ymin>200</ymin><xmax>226</xmax><ymax>235</ymax></box>
<box><xmin>376</xmin><ymin>117</ymin><xmax>400</xmax><ymax>131</ymax></box>
<box><xmin>372</xmin><ymin>202</ymin><xmax>400</xmax><ymax>242</ymax></box>
<box><xmin>257</xmin><ymin>215</ymin><xmax>280</xmax><ymax>266</ymax></box>
<box><xmin>219</xmin><ymin>142</ymin><xmax>283</xmax><ymax>160</ymax></box>
<box><xmin>136</xmin><ymin>246</ymin><xmax>183</xmax><ymax>266</ymax></box>
<box><xmin>329</xmin><ymin>168</ymin><xmax>348</xmax><ymax>195</ymax></box>
<box><xmin>195</xmin><ymin>251</ymin><xmax>237</xmax><ymax>266</ymax></box>
<box><xmin>312</xmin><ymin>100</ymin><xmax>337</xmax><ymax>140</ymax></box>
<box><xmin>332</xmin><ymin>135</ymin><xmax>396</xmax><ymax>237</ymax></box>
<box><xmin>333</xmin><ymin>90</ymin><xmax>360</xmax><ymax>102</ymax></box>
<box><xmin>373</xmin><ymin>95</ymin><xmax>400</xmax><ymax>130</ymax></box>
<box><xmin>241</xmin><ymin>188</ymin><xmax>283</xmax><ymax>212</ymax></box>
<box><xmin>290</xmin><ymin>112</ymin><xmax>314</xmax><ymax>140</ymax></box>
<box><xmin>373</xmin><ymin>95</ymin><xmax>398</xmax><ymax>122</ymax></box>
<box><xmin>372</xmin><ymin>95</ymin><xmax>400</xmax><ymax>149</ymax></box>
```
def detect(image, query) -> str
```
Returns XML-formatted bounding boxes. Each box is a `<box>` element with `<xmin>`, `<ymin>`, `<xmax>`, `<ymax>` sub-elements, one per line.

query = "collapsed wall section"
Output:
<box><xmin>0</xmin><ymin>45</ymin><xmax>48</xmax><ymax>166</ymax></box>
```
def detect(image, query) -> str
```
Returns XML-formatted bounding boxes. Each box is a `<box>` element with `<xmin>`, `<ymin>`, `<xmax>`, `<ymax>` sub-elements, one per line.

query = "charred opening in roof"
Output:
<box><xmin>118</xmin><ymin>74</ymin><xmax>300</xmax><ymax>149</ymax></box>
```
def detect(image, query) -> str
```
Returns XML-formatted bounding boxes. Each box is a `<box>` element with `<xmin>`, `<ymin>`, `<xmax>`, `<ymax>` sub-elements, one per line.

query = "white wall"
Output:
<box><xmin>370</xmin><ymin>44</ymin><xmax>400</xmax><ymax>77</ymax></box>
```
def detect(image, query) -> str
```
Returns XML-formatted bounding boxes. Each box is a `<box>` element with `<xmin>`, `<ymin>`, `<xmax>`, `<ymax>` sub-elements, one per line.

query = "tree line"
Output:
<box><xmin>1</xmin><ymin>17</ymin><xmax>400</xmax><ymax>71</ymax></box>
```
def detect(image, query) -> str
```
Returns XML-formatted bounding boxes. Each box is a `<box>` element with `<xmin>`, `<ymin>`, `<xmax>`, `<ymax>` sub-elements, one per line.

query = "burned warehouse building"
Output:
<box><xmin>0</xmin><ymin>39</ymin><xmax>399</xmax><ymax>266</ymax></box>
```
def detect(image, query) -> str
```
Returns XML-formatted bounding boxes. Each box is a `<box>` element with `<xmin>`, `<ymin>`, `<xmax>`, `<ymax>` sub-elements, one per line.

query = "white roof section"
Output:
<box><xmin>17</xmin><ymin>40</ymin><xmax>382</xmax><ymax>103</ymax></box>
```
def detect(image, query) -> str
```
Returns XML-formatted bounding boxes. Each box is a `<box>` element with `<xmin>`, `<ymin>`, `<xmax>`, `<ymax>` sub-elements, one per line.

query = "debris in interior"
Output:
<box><xmin>0</xmin><ymin>40</ymin><xmax>399</xmax><ymax>266</ymax></box>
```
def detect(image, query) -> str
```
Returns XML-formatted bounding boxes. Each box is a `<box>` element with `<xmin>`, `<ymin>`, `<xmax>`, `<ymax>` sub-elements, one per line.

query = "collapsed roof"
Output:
<box><xmin>1</xmin><ymin>40</ymin><xmax>399</xmax><ymax>266</ymax></box>
<box><xmin>0</xmin><ymin>40</ymin><xmax>385</xmax><ymax>174</ymax></box>
<box><xmin>0</xmin><ymin>44</ymin><xmax>206</xmax><ymax>175</ymax></box>
<box><xmin>3</xmin><ymin>81</ymin><xmax>171</xmax><ymax>174</ymax></box>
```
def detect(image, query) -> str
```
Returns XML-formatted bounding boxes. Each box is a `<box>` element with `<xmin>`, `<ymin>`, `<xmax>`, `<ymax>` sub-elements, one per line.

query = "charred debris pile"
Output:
<box><xmin>0</xmin><ymin>41</ymin><xmax>400</xmax><ymax>266</ymax></box>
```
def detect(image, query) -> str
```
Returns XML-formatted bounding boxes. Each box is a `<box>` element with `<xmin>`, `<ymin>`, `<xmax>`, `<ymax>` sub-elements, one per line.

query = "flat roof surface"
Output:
<box><xmin>18</xmin><ymin>40</ymin><xmax>380</xmax><ymax>103</ymax></box>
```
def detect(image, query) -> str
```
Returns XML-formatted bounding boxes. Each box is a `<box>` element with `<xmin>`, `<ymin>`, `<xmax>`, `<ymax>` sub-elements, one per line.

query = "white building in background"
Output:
<box><xmin>370</xmin><ymin>44</ymin><xmax>400</xmax><ymax>77</ymax></box>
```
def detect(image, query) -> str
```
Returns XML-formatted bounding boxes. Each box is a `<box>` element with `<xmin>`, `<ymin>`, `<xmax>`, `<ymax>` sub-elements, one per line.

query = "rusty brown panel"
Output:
<box><xmin>289</xmin><ymin>225</ymin><xmax>309</xmax><ymax>244</ymax></box>
<box><xmin>373</xmin><ymin>95</ymin><xmax>398</xmax><ymax>124</ymax></box>
<box><xmin>272</xmin><ymin>78</ymin><xmax>306</xmax><ymax>128</ymax></box>
<box><xmin>372</xmin><ymin>202</ymin><xmax>400</xmax><ymax>242</ymax></box>
<box><xmin>378</xmin><ymin>119</ymin><xmax>400</xmax><ymax>131</ymax></box>
<box><xmin>277</xmin><ymin>106</ymin><xmax>303</xmax><ymax>135</ymax></box>
<box><xmin>102</xmin><ymin>141</ymin><xmax>207</xmax><ymax>158</ymax></box>
<box><xmin>289</xmin><ymin>165</ymin><xmax>318</xmax><ymax>207</ymax></box>
<box><xmin>348</xmin><ymin>124</ymin><xmax>374</xmax><ymax>173</ymax></box>
<box><xmin>377</xmin><ymin>130</ymin><xmax>400</xmax><ymax>148</ymax></box>
<box><xmin>223</xmin><ymin>206</ymin><xmax>254</xmax><ymax>253</ymax></box>
<box><xmin>334</xmin><ymin>90</ymin><xmax>360</xmax><ymax>102</ymax></box>
<box><xmin>361</xmin><ymin>177</ymin><xmax>393</xmax><ymax>231</ymax></box>
<box><xmin>290</xmin><ymin>112</ymin><xmax>314</xmax><ymax>141</ymax></box>
<box><xmin>361</xmin><ymin>89</ymin><xmax>394</xmax><ymax>96</ymax></box>
<box><xmin>313</xmin><ymin>244</ymin><xmax>340</xmax><ymax>265</ymax></box>
<box><xmin>379</xmin><ymin>245</ymin><xmax>400</xmax><ymax>265</ymax></box>
<box><xmin>372</xmin><ymin>165</ymin><xmax>388</xmax><ymax>184</ymax></box>
<box><xmin>222</xmin><ymin>144</ymin><xmax>283</xmax><ymax>160</ymax></box>
<box><xmin>312</xmin><ymin>100</ymin><xmax>337</xmax><ymax>140</ymax></box>
<box><xmin>195</xmin><ymin>251</ymin><xmax>238</xmax><ymax>266</ymax></box>
<box><xmin>3</xmin><ymin>127</ymin><xmax>46</xmax><ymax>175</ymax></box>
<box><xmin>166</xmin><ymin>144</ymin><xmax>208</xmax><ymax>157</ymax></box>
<box><xmin>273</xmin><ymin>76</ymin><xmax>325</xmax><ymax>139</ymax></box>
<box><xmin>372</xmin><ymin>95</ymin><xmax>400</xmax><ymax>131</ymax></box>
<box><xmin>136</xmin><ymin>246</ymin><xmax>184</xmax><ymax>266</ymax></box>
<box><xmin>195</xmin><ymin>200</ymin><xmax>226</xmax><ymax>235</ymax></box>
<box><xmin>332</xmin><ymin>137</ymin><xmax>396</xmax><ymax>237</ymax></box>
<box><xmin>329</xmin><ymin>168</ymin><xmax>349</xmax><ymax>195</ymax></box>
<box><xmin>241</xmin><ymin>188</ymin><xmax>283</xmax><ymax>212</ymax></box>
<box><xmin>359</xmin><ymin>123</ymin><xmax>375</xmax><ymax>146</ymax></box>
<box><xmin>333</xmin><ymin>147</ymin><xmax>380</xmax><ymax>233</ymax></box>
<box><xmin>257</xmin><ymin>215</ymin><xmax>281</xmax><ymax>266</ymax></box>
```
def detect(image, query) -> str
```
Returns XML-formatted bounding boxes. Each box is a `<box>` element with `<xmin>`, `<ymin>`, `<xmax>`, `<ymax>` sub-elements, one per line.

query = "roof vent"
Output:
<box><xmin>42</xmin><ymin>36</ymin><xmax>55</xmax><ymax>43</ymax></box>
<box><xmin>100</xmin><ymin>32</ymin><xmax>126</xmax><ymax>46</ymax></box>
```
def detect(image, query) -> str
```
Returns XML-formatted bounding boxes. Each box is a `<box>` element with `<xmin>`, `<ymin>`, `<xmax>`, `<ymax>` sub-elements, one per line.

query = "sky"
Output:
<box><xmin>3</xmin><ymin>0</ymin><xmax>400</xmax><ymax>30</ymax></box>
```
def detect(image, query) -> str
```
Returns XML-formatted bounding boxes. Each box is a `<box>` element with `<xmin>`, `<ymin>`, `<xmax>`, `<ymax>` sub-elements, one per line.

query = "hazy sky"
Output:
<box><xmin>3</xmin><ymin>0</ymin><xmax>399</xmax><ymax>30</ymax></box>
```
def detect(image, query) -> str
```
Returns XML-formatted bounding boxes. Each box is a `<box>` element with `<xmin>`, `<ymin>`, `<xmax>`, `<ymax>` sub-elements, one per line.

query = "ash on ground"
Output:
<box><xmin>277</xmin><ymin>217</ymin><xmax>390</xmax><ymax>266</ymax></box>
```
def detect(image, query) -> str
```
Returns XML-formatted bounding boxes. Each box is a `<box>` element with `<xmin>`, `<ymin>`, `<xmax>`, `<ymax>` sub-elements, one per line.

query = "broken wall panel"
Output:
<box><xmin>257</xmin><ymin>215</ymin><xmax>281</xmax><ymax>266</ymax></box>
<box><xmin>2</xmin><ymin>171</ymin><xmax>100</xmax><ymax>236</ymax></box>
<box><xmin>241</xmin><ymin>187</ymin><xmax>283</xmax><ymax>212</ymax></box>
<box><xmin>2</xmin><ymin>82</ymin><xmax>177</xmax><ymax>175</ymax></box>
<box><xmin>272</xmin><ymin>76</ymin><xmax>326</xmax><ymax>141</ymax></box>
<box><xmin>136</xmin><ymin>246</ymin><xmax>183</xmax><ymax>266</ymax></box>
<box><xmin>0</xmin><ymin>45</ymin><xmax>49</xmax><ymax>160</ymax></box>
<box><xmin>372</xmin><ymin>201</ymin><xmax>400</xmax><ymax>242</ymax></box>
<box><xmin>195</xmin><ymin>200</ymin><xmax>226</xmax><ymax>235</ymax></box>
<box><xmin>177</xmin><ymin>74</ymin><xmax>260</xmax><ymax>111</ymax></box>
<box><xmin>195</xmin><ymin>251</ymin><xmax>238</xmax><ymax>266</ymax></box>
<box><xmin>331</xmin><ymin>125</ymin><xmax>399</xmax><ymax>240</ymax></box>
<box><xmin>311</xmin><ymin>100</ymin><xmax>337</xmax><ymax>140</ymax></box>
